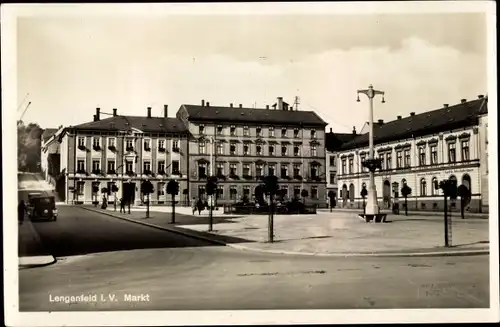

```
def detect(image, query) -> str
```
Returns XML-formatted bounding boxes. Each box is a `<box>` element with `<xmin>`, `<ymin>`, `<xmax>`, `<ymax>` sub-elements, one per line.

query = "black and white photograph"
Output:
<box><xmin>2</xmin><ymin>2</ymin><xmax>499</xmax><ymax>326</ymax></box>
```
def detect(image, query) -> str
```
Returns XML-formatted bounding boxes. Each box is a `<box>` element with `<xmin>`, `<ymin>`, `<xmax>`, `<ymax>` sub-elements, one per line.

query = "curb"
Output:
<box><xmin>82</xmin><ymin>207</ymin><xmax>490</xmax><ymax>258</ymax></box>
<box><xmin>19</xmin><ymin>220</ymin><xmax>57</xmax><ymax>268</ymax></box>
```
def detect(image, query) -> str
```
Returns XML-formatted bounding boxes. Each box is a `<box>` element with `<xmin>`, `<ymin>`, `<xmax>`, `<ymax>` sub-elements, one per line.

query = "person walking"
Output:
<box><xmin>197</xmin><ymin>198</ymin><xmax>203</xmax><ymax>215</ymax></box>
<box><xmin>120</xmin><ymin>197</ymin><xmax>125</xmax><ymax>213</ymax></box>
<box><xmin>18</xmin><ymin>200</ymin><xmax>26</xmax><ymax>225</ymax></box>
<box><xmin>191</xmin><ymin>197</ymin><xmax>197</xmax><ymax>215</ymax></box>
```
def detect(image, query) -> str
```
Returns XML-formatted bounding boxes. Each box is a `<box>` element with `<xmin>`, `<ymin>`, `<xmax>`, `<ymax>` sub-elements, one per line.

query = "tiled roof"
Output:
<box><xmin>326</xmin><ymin>132</ymin><xmax>358</xmax><ymax>152</ymax></box>
<box><xmin>71</xmin><ymin>116</ymin><xmax>189</xmax><ymax>133</ymax></box>
<box><xmin>41</xmin><ymin>128</ymin><xmax>58</xmax><ymax>141</ymax></box>
<box><xmin>182</xmin><ymin>104</ymin><xmax>328</xmax><ymax>126</ymax></box>
<box><xmin>339</xmin><ymin>97</ymin><xmax>488</xmax><ymax>151</ymax></box>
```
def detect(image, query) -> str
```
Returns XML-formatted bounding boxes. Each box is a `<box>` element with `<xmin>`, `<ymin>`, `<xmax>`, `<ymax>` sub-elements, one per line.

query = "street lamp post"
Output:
<box><xmin>357</xmin><ymin>84</ymin><xmax>385</xmax><ymax>217</ymax></box>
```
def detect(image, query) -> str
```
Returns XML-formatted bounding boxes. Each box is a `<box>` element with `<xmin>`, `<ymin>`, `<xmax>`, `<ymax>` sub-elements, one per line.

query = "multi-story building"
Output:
<box><xmin>336</xmin><ymin>95</ymin><xmax>489</xmax><ymax>213</ymax></box>
<box><xmin>325</xmin><ymin>128</ymin><xmax>358</xmax><ymax>206</ymax></box>
<box><xmin>176</xmin><ymin>97</ymin><xmax>329</xmax><ymax>206</ymax></box>
<box><xmin>45</xmin><ymin>106</ymin><xmax>190</xmax><ymax>205</ymax></box>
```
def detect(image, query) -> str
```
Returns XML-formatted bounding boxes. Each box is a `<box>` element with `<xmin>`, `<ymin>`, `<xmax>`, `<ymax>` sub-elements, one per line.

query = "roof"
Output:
<box><xmin>326</xmin><ymin>132</ymin><xmax>358</xmax><ymax>152</ymax></box>
<box><xmin>41</xmin><ymin>128</ymin><xmax>58</xmax><ymax>142</ymax></box>
<box><xmin>70</xmin><ymin>116</ymin><xmax>189</xmax><ymax>134</ymax></box>
<box><xmin>340</xmin><ymin>97</ymin><xmax>488</xmax><ymax>151</ymax></box>
<box><xmin>181</xmin><ymin>104</ymin><xmax>328</xmax><ymax>126</ymax></box>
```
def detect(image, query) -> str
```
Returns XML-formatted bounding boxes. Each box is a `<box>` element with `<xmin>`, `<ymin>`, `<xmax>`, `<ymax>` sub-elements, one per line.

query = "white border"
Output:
<box><xmin>2</xmin><ymin>2</ymin><xmax>498</xmax><ymax>326</ymax></box>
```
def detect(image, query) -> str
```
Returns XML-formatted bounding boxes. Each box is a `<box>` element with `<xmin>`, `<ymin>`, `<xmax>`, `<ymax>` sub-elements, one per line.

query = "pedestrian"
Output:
<box><xmin>120</xmin><ymin>197</ymin><xmax>125</xmax><ymax>213</ymax></box>
<box><xmin>18</xmin><ymin>200</ymin><xmax>26</xmax><ymax>225</ymax></box>
<box><xmin>197</xmin><ymin>198</ymin><xmax>203</xmax><ymax>215</ymax></box>
<box><xmin>191</xmin><ymin>197</ymin><xmax>197</xmax><ymax>215</ymax></box>
<box><xmin>101</xmin><ymin>195</ymin><xmax>107</xmax><ymax>209</ymax></box>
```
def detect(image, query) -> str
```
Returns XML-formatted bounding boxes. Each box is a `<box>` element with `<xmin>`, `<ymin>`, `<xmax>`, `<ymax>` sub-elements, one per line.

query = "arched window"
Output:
<box><xmin>449</xmin><ymin>175</ymin><xmax>457</xmax><ymax>182</ymax></box>
<box><xmin>420</xmin><ymin>178</ymin><xmax>427</xmax><ymax>196</ymax></box>
<box><xmin>462</xmin><ymin>174</ymin><xmax>471</xmax><ymax>193</ymax></box>
<box><xmin>431</xmin><ymin>177</ymin><xmax>438</xmax><ymax>195</ymax></box>
<box><xmin>341</xmin><ymin>184</ymin><xmax>348</xmax><ymax>200</ymax></box>
<box><xmin>349</xmin><ymin>183</ymin><xmax>355</xmax><ymax>202</ymax></box>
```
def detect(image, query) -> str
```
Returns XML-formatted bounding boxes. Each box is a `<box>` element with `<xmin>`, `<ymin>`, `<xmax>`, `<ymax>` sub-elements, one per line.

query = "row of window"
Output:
<box><xmin>199</xmin><ymin>125</ymin><xmax>317</xmax><ymax>139</ymax></box>
<box><xmin>78</xmin><ymin>137</ymin><xmax>180</xmax><ymax>152</ymax></box>
<box><xmin>196</xmin><ymin>162</ymin><xmax>321</xmax><ymax>179</ymax></box>
<box><xmin>76</xmin><ymin>159</ymin><xmax>180</xmax><ymax>175</ymax></box>
<box><xmin>199</xmin><ymin>143</ymin><xmax>318</xmax><ymax>157</ymax></box>
<box><xmin>197</xmin><ymin>184</ymin><xmax>320</xmax><ymax>200</ymax></box>
<box><xmin>341</xmin><ymin>140</ymin><xmax>470</xmax><ymax>174</ymax></box>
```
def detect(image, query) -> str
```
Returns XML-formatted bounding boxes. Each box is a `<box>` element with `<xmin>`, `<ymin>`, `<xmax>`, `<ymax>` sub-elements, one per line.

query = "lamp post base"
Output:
<box><xmin>358</xmin><ymin>213</ymin><xmax>387</xmax><ymax>223</ymax></box>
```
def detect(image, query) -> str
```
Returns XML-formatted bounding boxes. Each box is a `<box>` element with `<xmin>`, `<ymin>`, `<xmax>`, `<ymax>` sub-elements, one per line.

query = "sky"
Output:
<box><xmin>15</xmin><ymin>7</ymin><xmax>488</xmax><ymax>133</ymax></box>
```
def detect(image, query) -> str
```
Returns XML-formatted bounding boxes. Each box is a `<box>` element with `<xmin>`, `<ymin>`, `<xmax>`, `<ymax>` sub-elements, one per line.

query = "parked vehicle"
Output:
<box><xmin>26</xmin><ymin>194</ymin><xmax>58</xmax><ymax>221</ymax></box>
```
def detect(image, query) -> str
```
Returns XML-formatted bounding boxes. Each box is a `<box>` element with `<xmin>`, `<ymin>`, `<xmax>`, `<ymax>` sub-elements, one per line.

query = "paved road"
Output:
<box><xmin>20</xmin><ymin>213</ymin><xmax>489</xmax><ymax>311</ymax></box>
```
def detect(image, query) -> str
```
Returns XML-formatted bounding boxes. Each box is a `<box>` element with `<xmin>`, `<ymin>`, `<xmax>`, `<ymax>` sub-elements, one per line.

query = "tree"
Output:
<box><xmin>457</xmin><ymin>184</ymin><xmax>471</xmax><ymax>219</ymax></box>
<box><xmin>111</xmin><ymin>184</ymin><xmax>119</xmax><ymax>211</ymax></box>
<box><xmin>401</xmin><ymin>184</ymin><xmax>412</xmax><ymax>216</ymax></box>
<box><xmin>360</xmin><ymin>187</ymin><xmax>368</xmax><ymax>213</ymax></box>
<box><xmin>301</xmin><ymin>189</ymin><xmax>309</xmax><ymax>205</ymax></box>
<box><xmin>263</xmin><ymin>175</ymin><xmax>279</xmax><ymax>243</ymax></box>
<box><xmin>205</xmin><ymin>176</ymin><xmax>217</xmax><ymax>231</ymax></box>
<box><xmin>17</xmin><ymin>121</ymin><xmax>43</xmax><ymax>172</ymax></box>
<box><xmin>167</xmin><ymin>180</ymin><xmax>179</xmax><ymax>224</ymax></box>
<box><xmin>328</xmin><ymin>190</ymin><xmax>335</xmax><ymax>212</ymax></box>
<box><xmin>140</xmin><ymin>180</ymin><xmax>154</xmax><ymax>218</ymax></box>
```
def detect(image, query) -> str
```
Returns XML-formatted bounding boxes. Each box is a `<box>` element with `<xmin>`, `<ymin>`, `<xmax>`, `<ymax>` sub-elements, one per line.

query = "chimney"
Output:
<box><xmin>277</xmin><ymin>97</ymin><xmax>284</xmax><ymax>110</ymax></box>
<box><xmin>113</xmin><ymin>108</ymin><xmax>117</xmax><ymax>117</ymax></box>
<box><xmin>206</xmin><ymin>102</ymin><xmax>210</xmax><ymax>107</ymax></box>
<box><xmin>93</xmin><ymin>114</ymin><xmax>98</xmax><ymax>122</ymax></box>
<box><xmin>443</xmin><ymin>104</ymin><xmax>449</xmax><ymax>108</ymax></box>
<box><xmin>164</xmin><ymin>104</ymin><xmax>168</xmax><ymax>118</ymax></box>
<box><xmin>397</xmin><ymin>115</ymin><xmax>402</xmax><ymax>120</ymax></box>
<box><xmin>201</xmin><ymin>99</ymin><xmax>205</xmax><ymax>106</ymax></box>
<box><xmin>378</xmin><ymin>119</ymin><xmax>384</xmax><ymax>124</ymax></box>
<box><xmin>461</xmin><ymin>99</ymin><xmax>467</xmax><ymax>103</ymax></box>
<box><xmin>266</xmin><ymin>105</ymin><xmax>269</xmax><ymax>109</ymax></box>
<box><xmin>230</xmin><ymin>103</ymin><xmax>233</xmax><ymax>108</ymax></box>
<box><xmin>95</xmin><ymin>108</ymin><xmax>100</xmax><ymax>121</ymax></box>
<box><xmin>478</xmin><ymin>94</ymin><xmax>484</xmax><ymax>99</ymax></box>
<box><xmin>147</xmin><ymin>107</ymin><xmax>152</xmax><ymax>118</ymax></box>
<box><xmin>352</xmin><ymin>126</ymin><xmax>357</xmax><ymax>135</ymax></box>
<box><xmin>239</xmin><ymin>104</ymin><xmax>242</xmax><ymax>108</ymax></box>
<box><xmin>410</xmin><ymin>112</ymin><xmax>415</xmax><ymax>116</ymax></box>
<box><xmin>330</xmin><ymin>128</ymin><xmax>332</xmax><ymax>133</ymax></box>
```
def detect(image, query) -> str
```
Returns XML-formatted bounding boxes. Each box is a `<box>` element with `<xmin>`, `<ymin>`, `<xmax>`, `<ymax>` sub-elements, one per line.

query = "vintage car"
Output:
<box><xmin>26</xmin><ymin>193</ymin><xmax>58</xmax><ymax>221</ymax></box>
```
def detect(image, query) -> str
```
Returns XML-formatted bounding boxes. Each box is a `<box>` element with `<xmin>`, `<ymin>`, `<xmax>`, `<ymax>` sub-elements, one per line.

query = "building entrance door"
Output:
<box><xmin>383</xmin><ymin>180</ymin><xmax>391</xmax><ymax>209</ymax></box>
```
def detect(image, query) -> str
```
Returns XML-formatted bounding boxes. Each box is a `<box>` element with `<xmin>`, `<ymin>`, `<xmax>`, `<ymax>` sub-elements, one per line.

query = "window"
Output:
<box><xmin>268</xmin><ymin>164</ymin><xmax>276</xmax><ymax>176</ymax></box>
<box><xmin>256</xmin><ymin>164</ymin><xmax>263</xmax><ymax>177</ymax></box>
<box><xmin>158</xmin><ymin>160</ymin><xmax>165</xmax><ymax>174</ymax></box>
<box><xmin>386</xmin><ymin>153</ymin><xmax>392</xmax><ymax>170</ymax></box>
<box><xmin>77</xmin><ymin>181</ymin><xmax>85</xmax><ymax>195</ymax></box>
<box><xmin>294</xmin><ymin>146</ymin><xmax>300</xmax><ymax>157</ymax></box>
<box><xmin>198</xmin><ymin>141</ymin><xmax>206</xmax><ymax>154</ymax></box>
<box><xmin>281</xmin><ymin>165</ymin><xmax>288</xmax><ymax>178</ymax></box>
<box><xmin>243</xmin><ymin>164</ymin><xmax>250</xmax><ymax>176</ymax></box>
<box><xmin>230</xmin><ymin>143</ymin><xmax>236</xmax><ymax>155</ymax></box>
<box><xmin>348</xmin><ymin>158</ymin><xmax>353</xmax><ymax>174</ymax></box>
<box><xmin>256</xmin><ymin>145</ymin><xmax>262</xmax><ymax>156</ymax></box>
<box><xmin>198</xmin><ymin>163</ymin><xmax>207</xmax><ymax>178</ymax></box>
<box><xmin>108</xmin><ymin>138</ymin><xmax>115</xmax><ymax>148</ymax></box>
<box><xmin>93</xmin><ymin>137</ymin><xmax>100</xmax><ymax>147</ymax></box>
<box><xmin>349</xmin><ymin>184</ymin><xmax>355</xmax><ymax>202</ymax></box>
<box><xmin>243</xmin><ymin>125</ymin><xmax>250</xmax><ymax>136</ymax></box>
<box><xmin>143</xmin><ymin>161</ymin><xmax>151</xmax><ymax>173</ymax></box>
<box><xmin>310</xmin><ymin>164</ymin><xmax>318</xmax><ymax>179</ymax></box>
<box><xmin>404</xmin><ymin>149</ymin><xmax>411</xmax><ymax>167</ymax></box>
<box><xmin>243</xmin><ymin>186</ymin><xmax>250</xmax><ymax>197</ymax></box>
<box><xmin>431</xmin><ymin>177</ymin><xmax>438</xmax><ymax>196</ymax></box>
<box><xmin>418</xmin><ymin>147</ymin><xmax>426</xmax><ymax>166</ymax></box>
<box><xmin>217</xmin><ymin>125</ymin><xmax>223</xmax><ymax>135</ymax></box>
<box><xmin>217</xmin><ymin>162</ymin><xmax>224</xmax><ymax>176</ymax></box>
<box><xmin>172</xmin><ymin>140</ymin><xmax>179</xmax><ymax>152</ymax></box>
<box><xmin>217</xmin><ymin>185</ymin><xmax>224</xmax><ymax>199</ymax></box>
<box><xmin>311</xmin><ymin>129</ymin><xmax>316</xmax><ymax>139</ymax></box>
<box><xmin>294</xmin><ymin>128</ymin><xmax>300</xmax><ymax>138</ymax></box>
<box><xmin>420</xmin><ymin>178</ymin><xmax>427</xmax><ymax>196</ymax></box>
<box><xmin>448</xmin><ymin>142</ymin><xmax>456</xmax><ymax>163</ymax></box>
<box><xmin>107</xmin><ymin>160</ymin><xmax>115</xmax><ymax>173</ymax></box>
<box><xmin>126</xmin><ymin>139</ymin><xmax>134</xmax><ymax>150</ymax></box>
<box><xmin>379</xmin><ymin>154</ymin><xmax>385</xmax><ymax>170</ymax></box>
<box><xmin>217</xmin><ymin>143</ymin><xmax>224</xmax><ymax>155</ymax></box>
<box><xmin>172</xmin><ymin>160</ymin><xmax>180</xmax><ymax>175</ymax></box>
<box><xmin>342</xmin><ymin>159</ymin><xmax>347</xmax><ymax>174</ymax></box>
<box><xmin>230</xmin><ymin>125</ymin><xmax>236</xmax><ymax>136</ymax></box>
<box><xmin>269</xmin><ymin>126</ymin><xmax>275</xmax><ymax>137</ymax></box>
<box><xmin>461</xmin><ymin>140</ymin><xmax>470</xmax><ymax>161</ymax></box>
<box><xmin>77</xmin><ymin>159</ymin><xmax>85</xmax><ymax>173</ymax></box>
<box><xmin>198</xmin><ymin>185</ymin><xmax>206</xmax><ymax>198</ymax></box>
<box><xmin>281</xmin><ymin>127</ymin><xmax>287</xmax><ymax>137</ymax></box>
<box><xmin>293</xmin><ymin>164</ymin><xmax>301</xmax><ymax>177</ymax></box>
<box><xmin>243</xmin><ymin>144</ymin><xmax>250</xmax><ymax>155</ymax></box>
<box><xmin>329</xmin><ymin>155</ymin><xmax>335</xmax><ymax>167</ymax></box>
<box><xmin>360</xmin><ymin>155</ymin><xmax>366</xmax><ymax>172</ymax></box>
<box><xmin>280</xmin><ymin>186</ymin><xmax>288</xmax><ymax>198</ymax></box>
<box><xmin>92</xmin><ymin>159</ymin><xmax>100</xmax><ymax>173</ymax></box>
<box><xmin>126</xmin><ymin>160</ymin><xmax>133</xmax><ymax>173</ymax></box>
<box><xmin>230</xmin><ymin>187</ymin><xmax>237</xmax><ymax>200</ymax></box>
<box><xmin>78</xmin><ymin>137</ymin><xmax>85</xmax><ymax>147</ymax></box>
<box><xmin>311</xmin><ymin>186</ymin><xmax>318</xmax><ymax>199</ymax></box>
<box><xmin>269</xmin><ymin>145</ymin><xmax>275</xmax><ymax>156</ymax></box>
<box><xmin>396</xmin><ymin>151</ymin><xmax>403</xmax><ymax>168</ymax></box>
<box><xmin>294</xmin><ymin>186</ymin><xmax>301</xmax><ymax>197</ymax></box>
<box><xmin>157</xmin><ymin>182</ymin><xmax>165</xmax><ymax>196</ymax></box>
<box><xmin>144</xmin><ymin>139</ymin><xmax>151</xmax><ymax>151</ymax></box>
<box><xmin>199</xmin><ymin>124</ymin><xmax>205</xmax><ymax>135</ymax></box>
<box><xmin>230</xmin><ymin>163</ymin><xmax>237</xmax><ymax>176</ymax></box>
<box><xmin>430</xmin><ymin>145</ymin><xmax>438</xmax><ymax>164</ymax></box>
<box><xmin>256</xmin><ymin>126</ymin><xmax>262</xmax><ymax>137</ymax></box>
<box><xmin>311</xmin><ymin>145</ymin><xmax>317</xmax><ymax>157</ymax></box>
<box><xmin>158</xmin><ymin>140</ymin><xmax>165</xmax><ymax>151</ymax></box>
<box><xmin>329</xmin><ymin>173</ymin><xmax>336</xmax><ymax>184</ymax></box>
<box><xmin>281</xmin><ymin>146</ymin><xmax>287</xmax><ymax>156</ymax></box>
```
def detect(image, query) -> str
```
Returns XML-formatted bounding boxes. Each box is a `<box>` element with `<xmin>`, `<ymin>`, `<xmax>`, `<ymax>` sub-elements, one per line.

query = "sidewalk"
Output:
<box><xmin>18</xmin><ymin>219</ymin><xmax>56</xmax><ymax>268</ymax></box>
<box><xmin>83</xmin><ymin>205</ymin><xmax>490</xmax><ymax>257</ymax></box>
<box><xmin>324</xmin><ymin>207</ymin><xmax>489</xmax><ymax>219</ymax></box>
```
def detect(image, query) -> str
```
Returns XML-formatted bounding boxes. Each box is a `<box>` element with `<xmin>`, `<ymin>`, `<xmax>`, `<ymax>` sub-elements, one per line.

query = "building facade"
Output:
<box><xmin>176</xmin><ymin>98</ymin><xmax>328</xmax><ymax>206</ymax></box>
<box><xmin>43</xmin><ymin>106</ymin><xmax>191</xmax><ymax>205</ymax></box>
<box><xmin>335</xmin><ymin>96</ymin><xmax>489</xmax><ymax>213</ymax></box>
